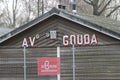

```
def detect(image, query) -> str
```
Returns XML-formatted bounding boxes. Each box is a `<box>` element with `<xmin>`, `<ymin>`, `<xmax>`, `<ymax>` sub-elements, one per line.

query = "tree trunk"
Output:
<box><xmin>37</xmin><ymin>0</ymin><xmax>40</xmax><ymax>17</ymax></box>
<box><xmin>12</xmin><ymin>0</ymin><xmax>15</xmax><ymax>27</ymax></box>
<box><xmin>92</xmin><ymin>0</ymin><xmax>99</xmax><ymax>16</ymax></box>
<box><xmin>12</xmin><ymin>0</ymin><xmax>18</xmax><ymax>28</ymax></box>
<box><xmin>93</xmin><ymin>5</ymin><xmax>99</xmax><ymax>15</ymax></box>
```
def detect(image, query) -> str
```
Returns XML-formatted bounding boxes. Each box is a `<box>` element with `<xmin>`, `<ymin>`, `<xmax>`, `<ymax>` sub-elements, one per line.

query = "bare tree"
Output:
<box><xmin>0</xmin><ymin>0</ymin><xmax>59</xmax><ymax>28</ymax></box>
<box><xmin>0</xmin><ymin>0</ymin><xmax>12</xmax><ymax>28</ymax></box>
<box><xmin>21</xmin><ymin>0</ymin><xmax>31</xmax><ymax>22</ymax></box>
<box><xmin>84</xmin><ymin>0</ymin><xmax>120</xmax><ymax>17</ymax></box>
<box><xmin>0</xmin><ymin>0</ymin><xmax>24</xmax><ymax>28</ymax></box>
<box><xmin>12</xmin><ymin>0</ymin><xmax>18</xmax><ymax>27</ymax></box>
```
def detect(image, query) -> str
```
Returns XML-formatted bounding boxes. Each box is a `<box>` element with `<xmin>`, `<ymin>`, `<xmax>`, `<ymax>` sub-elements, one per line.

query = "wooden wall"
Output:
<box><xmin>0</xmin><ymin>44</ymin><xmax>120</xmax><ymax>80</ymax></box>
<box><xmin>0</xmin><ymin>14</ymin><xmax>120</xmax><ymax>80</ymax></box>
<box><xmin>0</xmin><ymin>15</ymin><xmax>119</xmax><ymax>47</ymax></box>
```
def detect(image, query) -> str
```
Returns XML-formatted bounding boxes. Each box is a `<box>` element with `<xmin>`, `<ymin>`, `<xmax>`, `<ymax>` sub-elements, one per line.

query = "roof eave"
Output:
<box><xmin>0</xmin><ymin>8</ymin><xmax>60</xmax><ymax>43</ymax></box>
<box><xmin>56</xmin><ymin>11</ymin><xmax>120</xmax><ymax>40</ymax></box>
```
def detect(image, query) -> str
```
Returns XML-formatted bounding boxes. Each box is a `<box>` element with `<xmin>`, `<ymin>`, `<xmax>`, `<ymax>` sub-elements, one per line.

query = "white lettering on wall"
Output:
<box><xmin>22</xmin><ymin>34</ymin><xmax>98</xmax><ymax>47</ymax></box>
<box><xmin>91</xmin><ymin>34</ymin><xmax>98</xmax><ymax>44</ymax></box>
<box><xmin>77</xmin><ymin>35</ymin><xmax>83</xmax><ymax>45</ymax></box>
<box><xmin>22</xmin><ymin>37</ymin><xmax>36</xmax><ymax>47</ymax></box>
<box><xmin>84</xmin><ymin>34</ymin><xmax>90</xmax><ymax>44</ymax></box>
<box><xmin>63</xmin><ymin>34</ymin><xmax>98</xmax><ymax>46</ymax></box>
<box><xmin>63</xmin><ymin>35</ymin><xmax>69</xmax><ymax>46</ymax></box>
<box><xmin>29</xmin><ymin>37</ymin><xmax>35</xmax><ymax>47</ymax></box>
<box><xmin>70</xmin><ymin>35</ymin><xmax>76</xmax><ymax>45</ymax></box>
<box><xmin>22</xmin><ymin>38</ymin><xmax>28</xmax><ymax>47</ymax></box>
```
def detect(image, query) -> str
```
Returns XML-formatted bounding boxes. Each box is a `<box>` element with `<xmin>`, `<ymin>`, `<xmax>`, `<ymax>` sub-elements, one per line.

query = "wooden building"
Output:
<box><xmin>0</xmin><ymin>8</ymin><xmax>120</xmax><ymax>80</ymax></box>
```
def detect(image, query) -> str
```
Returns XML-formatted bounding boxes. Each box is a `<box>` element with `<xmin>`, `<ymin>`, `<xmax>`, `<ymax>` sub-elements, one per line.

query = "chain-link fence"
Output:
<box><xmin>0</xmin><ymin>44</ymin><xmax>120</xmax><ymax>80</ymax></box>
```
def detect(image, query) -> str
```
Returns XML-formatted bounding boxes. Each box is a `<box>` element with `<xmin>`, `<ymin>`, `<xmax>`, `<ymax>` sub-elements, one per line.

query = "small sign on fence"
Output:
<box><xmin>37</xmin><ymin>57</ymin><xmax>60</xmax><ymax>75</ymax></box>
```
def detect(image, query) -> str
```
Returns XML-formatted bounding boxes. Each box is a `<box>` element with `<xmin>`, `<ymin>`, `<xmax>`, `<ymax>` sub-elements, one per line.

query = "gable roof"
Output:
<box><xmin>0</xmin><ymin>7</ymin><xmax>120</xmax><ymax>44</ymax></box>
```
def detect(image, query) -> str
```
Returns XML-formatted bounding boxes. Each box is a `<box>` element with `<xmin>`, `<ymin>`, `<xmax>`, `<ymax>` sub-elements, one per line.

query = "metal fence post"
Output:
<box><xmin>72</xmin><ymin>45</ymin><xmax>75</xmax><ymax>80</ymax></box>
<box><xmin>23</xmin><ymin>46</ymin><xmax>27</xmax><ymax>80</ymax></box>
<box><xmin>57</xmin><ymin>46</ymin><xmax>60</xmax><ymax>80</ymax></box>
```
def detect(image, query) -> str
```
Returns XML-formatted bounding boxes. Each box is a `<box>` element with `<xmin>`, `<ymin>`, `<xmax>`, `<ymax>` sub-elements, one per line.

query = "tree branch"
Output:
<box><xmin>83</xmin><ymin>0</ymin><xmax>93</xmax><ymax>5</ymax></box>
<box><xmin>15</xmin><ymin>0</ymin><xmax>18</xmax><ymax>10</ymax></box>
<box><xmin>98</xmin><ymin>0</ymin><xmax>112</xmax><ymax>15</ymax></box>
<box><xmin>98</xmin><ymin>0</ymin><xmax>105</xmax><ymax>8</ymax></box>
<box><xmin>106</xmin><ymin>6</ymin><xmax>120</xmax><ymax>17</ymax></box>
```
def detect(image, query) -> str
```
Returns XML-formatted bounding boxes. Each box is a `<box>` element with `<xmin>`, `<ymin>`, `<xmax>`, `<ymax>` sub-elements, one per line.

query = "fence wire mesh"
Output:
<box><xmin>0</xmin><ymin>44</ymin><xmax>120</xmax><ymax>80</ymax></box>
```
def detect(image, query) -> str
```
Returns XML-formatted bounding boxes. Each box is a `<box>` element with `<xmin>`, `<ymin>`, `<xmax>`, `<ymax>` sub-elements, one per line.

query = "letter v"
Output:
<box><xmin>29</xmin><ymin>37</ymin><xmax>36</xmax><ymax>47</ymax></box>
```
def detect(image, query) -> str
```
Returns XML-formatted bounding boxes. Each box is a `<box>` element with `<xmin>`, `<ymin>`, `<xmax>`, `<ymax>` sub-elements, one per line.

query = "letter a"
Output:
<box><xmin>22</xmin><ymin>38</ymin><xmax>28</xmax><ymax>47</ymax></box>
<box><xmin>91</xmin><ymin>34</ymin><xmax>98</xmax><ymax>45</ymax></box>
